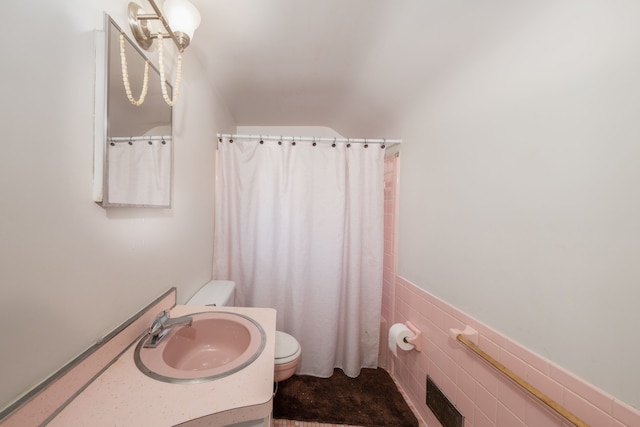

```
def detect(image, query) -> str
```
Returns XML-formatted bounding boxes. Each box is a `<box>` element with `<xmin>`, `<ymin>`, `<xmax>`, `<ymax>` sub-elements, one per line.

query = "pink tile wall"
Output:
<box><xmin>384</xmin><ymin>276</ymin><xmax>640</xmax><ymax>427</ymax></box>
<box><xmin>381</xmin><ymin>155</ymin><xmax>399</xmax><ymax>368</ymax></box>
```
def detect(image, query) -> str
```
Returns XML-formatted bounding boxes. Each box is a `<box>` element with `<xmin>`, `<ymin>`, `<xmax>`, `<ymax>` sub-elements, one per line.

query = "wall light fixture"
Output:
<box><xmin>122</xmin><ymin>0</ymin><xmax>201</xmax><ymax>106</ymax></box>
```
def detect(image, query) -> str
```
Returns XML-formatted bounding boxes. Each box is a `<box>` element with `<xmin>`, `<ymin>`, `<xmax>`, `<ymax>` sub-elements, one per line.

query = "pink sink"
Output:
<box><xmin>134</xmin><ymin>311</ymin><xmax>266</xmax><ymax>383</ymax></box>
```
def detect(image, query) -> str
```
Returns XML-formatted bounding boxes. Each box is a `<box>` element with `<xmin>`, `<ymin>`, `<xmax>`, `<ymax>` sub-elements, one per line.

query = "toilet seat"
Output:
<box><xmin>275</xmin><ymin>331</ymin><xmax>301</xmax><ymax>364</ymax></box>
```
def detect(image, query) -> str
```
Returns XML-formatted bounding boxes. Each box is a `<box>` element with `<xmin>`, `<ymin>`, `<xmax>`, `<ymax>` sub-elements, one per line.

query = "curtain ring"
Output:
<box><xmin>346</xmin><ymin>138</ymin><xmax>351</xmax><ymax>148</ymax></box>
<box><xmin>312</xmin><ymin>137</ymin><xmax>317</xmax><ymax>147</ymax></box>
<box><xmin>381</xmin><ymin>138</ymin><xmax>386</xmax><ymax>149</ymax></box>
<box><xmin>128</xmin><ymin>138</ymin><xmax>133</xmax><ymax>146</ymax></box>
<box><xmin>161</xmin><ymin>138</ymin><xmax>166</xmax><ymax>145</ymax></box>
<box><xmin>292</xmin><ymin>137</ymin><xmax>296</xmax><ymax>146</ymax></box>
<box><xmin>259</xmin><ymin>135</ymin><xmax>264</xmax><ymax>144</ymax></box>
<box><xmin>332</xmin><ymin>137</ymin><xmax>336</xmax><ymax>148</ymax></box>
<box><xmin>278</xmin><ymin>136</ymin><xmax>283</xmax><ymax>145</ymax></box>
<box><xmin>364</xmin><ymin>138</ymin><xmax>368</xmax><ymax>148</ymax></box>
<box><xmin>148</xmin><ymin>137</ymin><xmax>153</xmax><ymax>145</ymax></box>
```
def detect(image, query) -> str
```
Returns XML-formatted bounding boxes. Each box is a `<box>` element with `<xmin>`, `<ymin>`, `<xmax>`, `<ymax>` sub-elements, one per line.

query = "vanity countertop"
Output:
<box><xmin>48</xmin><ymin>305</ymin><xmax>276</xmax><ymax>427</ymax></box>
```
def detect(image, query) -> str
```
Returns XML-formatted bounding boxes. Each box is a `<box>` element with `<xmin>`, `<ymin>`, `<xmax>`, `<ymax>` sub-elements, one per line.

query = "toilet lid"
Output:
<box><xmin>275</xmin><ymin>331</ymin><xmax>300</xmax><ymax>360</ymax></box>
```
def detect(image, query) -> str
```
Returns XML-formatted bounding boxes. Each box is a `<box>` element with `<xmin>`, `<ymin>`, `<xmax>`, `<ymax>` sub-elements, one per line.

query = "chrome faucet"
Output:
<box><xmin>144</xmin><ymin>310</ymin><xmax>193</xmax><ymax>348</ymax></box>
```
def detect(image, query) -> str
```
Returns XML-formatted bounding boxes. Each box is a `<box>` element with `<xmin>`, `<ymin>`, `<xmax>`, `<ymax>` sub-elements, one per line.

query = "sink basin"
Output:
<box><xmin>134</xmin><ymin>311</ymin><xmax>266</xmax><ymax>383</ymax></box>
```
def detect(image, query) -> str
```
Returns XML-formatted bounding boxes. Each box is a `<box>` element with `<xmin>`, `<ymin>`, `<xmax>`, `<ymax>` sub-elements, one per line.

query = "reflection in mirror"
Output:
<box><xmin>107</xmin><ymin>16</ymin><xmax>172</xmax><ymax>138</ymax></box>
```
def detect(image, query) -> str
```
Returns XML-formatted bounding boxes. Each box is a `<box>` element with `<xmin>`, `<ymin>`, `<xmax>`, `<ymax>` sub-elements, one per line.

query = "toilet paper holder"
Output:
<box><xmin>403</xmin><ymin>321</ymin><xmax>422</xmax><ymax>352</ymax></box>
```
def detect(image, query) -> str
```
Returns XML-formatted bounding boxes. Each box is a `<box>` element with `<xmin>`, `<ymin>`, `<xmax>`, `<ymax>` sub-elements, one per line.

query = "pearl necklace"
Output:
<box><xmin>158</xmin><ymin>33</ymin><xmax>182</xmax><ymax>106</ymax></box>
<box><xmin>119</xmin><ymin>34</ymin><xmax>149</xmax><ymax>106</ymax></box>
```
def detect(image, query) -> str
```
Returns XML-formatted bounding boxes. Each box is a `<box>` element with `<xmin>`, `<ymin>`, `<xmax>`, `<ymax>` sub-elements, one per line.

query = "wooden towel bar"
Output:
<box><xmin>456</xmin><ymin>334</ymin><xmax>589</xmax><ymax>427</ymax></box>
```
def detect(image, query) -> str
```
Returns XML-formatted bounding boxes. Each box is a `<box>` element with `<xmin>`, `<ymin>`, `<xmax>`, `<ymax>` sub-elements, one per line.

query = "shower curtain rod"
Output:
<box><xmin>109</xmin><ymin>136</ymin><xmax>172</xmax><ymax>142</ymax></box>
<box><xmin>217</xmin><ymin>133</ymin><xmax>401</xmax><ymax>145</ymax></box>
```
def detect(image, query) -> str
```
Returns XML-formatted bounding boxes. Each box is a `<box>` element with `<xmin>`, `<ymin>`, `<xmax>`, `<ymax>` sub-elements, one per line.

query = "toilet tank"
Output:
<box><xmin>187</xmin><ymin>280</ymin><xmax>236</xmax><ymax>306</ymax></box>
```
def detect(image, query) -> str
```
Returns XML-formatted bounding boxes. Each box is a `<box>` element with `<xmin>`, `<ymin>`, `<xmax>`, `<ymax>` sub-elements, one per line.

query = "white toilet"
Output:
<box><xmin>186</xmin><ymin>280</ymin><xmax>301</xmax><ymax>383</ymax></box>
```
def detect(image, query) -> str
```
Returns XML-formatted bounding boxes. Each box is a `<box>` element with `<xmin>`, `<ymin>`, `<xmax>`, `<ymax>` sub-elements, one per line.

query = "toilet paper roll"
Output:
<box><xmin>388</xmin><ymin>323</ymin><xmax>415</xmax><ymax>356</ymax></box>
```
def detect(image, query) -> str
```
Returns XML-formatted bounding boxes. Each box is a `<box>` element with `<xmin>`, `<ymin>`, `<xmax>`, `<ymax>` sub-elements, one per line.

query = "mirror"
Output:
<box><xmin>93</xmin><ymin>15</ymin><xmax>173</xmax><ymax>208</ymax></box>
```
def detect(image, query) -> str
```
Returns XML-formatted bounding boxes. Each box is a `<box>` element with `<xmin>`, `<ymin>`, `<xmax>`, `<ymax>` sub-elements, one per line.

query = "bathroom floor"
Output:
<box><xmin>273</xmin><ymin>370</ymin><xmax>422</xmax><ymax>427</ymax></box>
<box><xmin>274</xmin><ymin>421</ymin><xmax>364</xmax><ymax>427</ymax></box>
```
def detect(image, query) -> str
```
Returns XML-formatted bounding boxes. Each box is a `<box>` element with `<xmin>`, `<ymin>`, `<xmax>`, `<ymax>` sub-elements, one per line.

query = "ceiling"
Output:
<box><xmin>188</xmin><ymin>1</ymin><xmax>541</xmax><ymax>138</ymax></box>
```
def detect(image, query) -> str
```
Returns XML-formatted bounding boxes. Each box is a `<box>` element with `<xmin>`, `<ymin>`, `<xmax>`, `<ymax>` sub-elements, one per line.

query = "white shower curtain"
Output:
<box><xmin>213</xmin><ymin>137</ymin><xmax>385</xmax><ymax>378</ymax></box>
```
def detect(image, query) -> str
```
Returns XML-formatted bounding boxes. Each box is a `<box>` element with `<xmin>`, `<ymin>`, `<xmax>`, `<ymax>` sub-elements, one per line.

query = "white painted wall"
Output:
<box><xmin>0</xmin><ymin>0</ymin><xmax>234</xmax><ymax>411</ymax></box>
<box><xmin>395</xmin><ymin>1</ymin><xmax>640</xmax><ymax>408</ymax></box>
<box><xmin>236</xmin><ymin>126</ymin><xmax>344</xmax><ymax>139</ymax></box>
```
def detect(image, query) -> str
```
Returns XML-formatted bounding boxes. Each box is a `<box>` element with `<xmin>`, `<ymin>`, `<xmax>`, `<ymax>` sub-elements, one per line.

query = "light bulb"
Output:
<box><xmin>163</xmin><ymin>0</ymin><xmax>201</xmax><ymax>41</ymax></box>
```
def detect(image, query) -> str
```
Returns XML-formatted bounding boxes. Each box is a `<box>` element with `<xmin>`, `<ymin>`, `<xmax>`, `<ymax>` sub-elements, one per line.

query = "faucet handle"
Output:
<box><xmin>156</xmin><ymin>310</ymin><xmax>171</xmax><ymax>321</ymax></box>
<box><xmin>149</xmin><ymin>310</ymin><xmax>171</xmax><ymax>334</ymax></box>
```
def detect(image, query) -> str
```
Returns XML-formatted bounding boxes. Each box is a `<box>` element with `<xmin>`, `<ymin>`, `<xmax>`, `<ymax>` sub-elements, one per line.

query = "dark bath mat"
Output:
<box><xmin>273</xmin><ymin>368</ymin><xmax>419</xmax><ymax>427</ymax></box>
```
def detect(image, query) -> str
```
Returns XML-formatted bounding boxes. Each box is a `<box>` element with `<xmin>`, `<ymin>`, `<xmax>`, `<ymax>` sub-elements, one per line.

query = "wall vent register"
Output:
<box><xmin>426</xmin><ymin>375</ymin><xmax>463</xmax><ymax>427</ymax></box>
